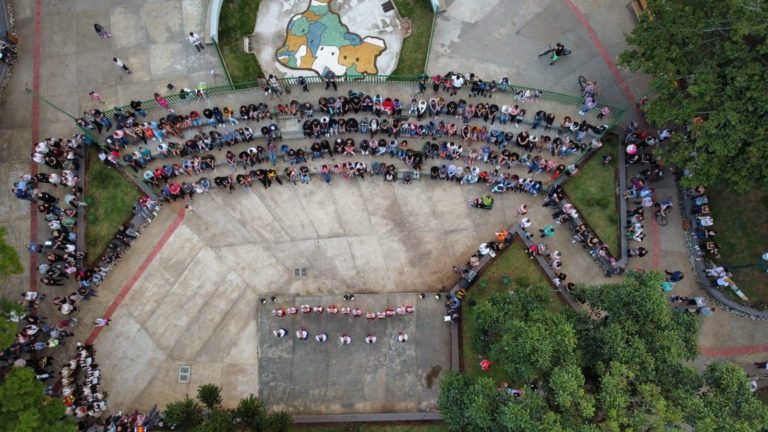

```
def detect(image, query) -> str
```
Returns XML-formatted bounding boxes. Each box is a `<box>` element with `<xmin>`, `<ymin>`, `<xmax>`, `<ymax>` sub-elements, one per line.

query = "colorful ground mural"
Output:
<box><xmin>276</xmin><ymin>0</ymin><xmax>387</xmax><ymax>76</ymax></box>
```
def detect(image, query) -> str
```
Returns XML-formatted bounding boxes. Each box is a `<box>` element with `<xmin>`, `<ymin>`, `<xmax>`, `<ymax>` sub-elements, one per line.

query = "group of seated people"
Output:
<box><xmin>688</xmin><ymin>186</ymin><xmax>720</xmax><ymax>259</ymax></box>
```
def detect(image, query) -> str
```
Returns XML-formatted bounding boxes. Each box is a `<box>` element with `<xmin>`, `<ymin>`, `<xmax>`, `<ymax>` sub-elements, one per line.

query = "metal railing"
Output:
<box><xmin>211</xmin><ymin>37</ymin><xmax>233</xmax><ymax>85</ymax></box>
<box><xmin>423</xmin><ymin>10</ymin><xmax>438</xmax><ymax>74</ymax></box>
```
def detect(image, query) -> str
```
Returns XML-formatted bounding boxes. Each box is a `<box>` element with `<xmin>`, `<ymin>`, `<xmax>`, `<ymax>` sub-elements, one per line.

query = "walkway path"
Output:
<box><xmin>0</xmin><ymin>0</ymin><xmax>224</xmax><ymax>299</ymax></box>
<box><xmin>428</xmin><ymin>0</ymin><xmax>768</xmax><ymax>366</ymax></box>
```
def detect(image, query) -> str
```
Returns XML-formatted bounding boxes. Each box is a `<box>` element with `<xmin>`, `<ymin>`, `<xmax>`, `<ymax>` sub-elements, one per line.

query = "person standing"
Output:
<box><xmin>113</xmin><ymin>57</ymin><xmax>131</xmax><ymax>74</ymax></box>
<box><xmin>93</xmin><ymin>23</ymin><xmax>111</xmax><ymax>38</ymax></box>
<box><xmin>93</xmin><ymin>318</ymin><xmax>111</xmax><ymax>327</ymax></box>
<box><xmin>298</xmin><ymin>76</ymin><xmax>309</xmax><ymax>92</ymax></box>
<box><xmin>89</xmin><ymin>90</ymin><xmax>106</xmax><ymax>105</ymax></box>
<box><xmin>324</xmin><ymin>70</ymin><xmax>337</xmax><ymax>91</ymax></box>
<box><xmin>188</xmin><ymin>32</ymin><xmax>205</xmax><ymax>52</ymax></box>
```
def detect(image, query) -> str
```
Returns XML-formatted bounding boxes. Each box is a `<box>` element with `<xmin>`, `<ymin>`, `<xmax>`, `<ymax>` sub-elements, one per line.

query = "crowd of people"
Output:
<box><xmin>8</xmin><ymin>60</ymin><xmax>612</xmax><ymax>424</ymax></box>
<box><xmin>7</xmin><ymin>131</ymin><xmax>163</xmax><ymax>423</ymax></box>
<box><xmin>78</xmin><ymin>80</ymin><xmax>611</xmax><ymax>206</ymax></box>
<box><xmin>270</xmin><ymin>301</ymin><xmax>415</xmax><ymax>344</ymax></box>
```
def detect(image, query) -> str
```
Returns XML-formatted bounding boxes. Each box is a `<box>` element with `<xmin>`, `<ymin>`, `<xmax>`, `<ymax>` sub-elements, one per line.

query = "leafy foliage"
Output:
<box><xmin>235</xmin><ymin>394</ymin><xmax>267</xmax><ymax>432</ymax></box>
<box><xmin>440</xmin><ymin>272</ymin><xmax>768</xmax><ymax>430</ymax></box>
<box><xmin>164</xmin><ymin>396</ymin><xmax>204</xmax><ymax>431</ymax></box>
<box><xmin>0</xmin><ymin>297</ymin><xmax>24</xmax><ymax>350</ymax></box>
<box><xmin>0</xmin><ymin>367</ymin><xmax>76</xmax><ymax>432</ymax></box>
<box><xmin>163</xmin><ymin>392</ymin><xmax>291</xmax><ymax>432</ymax></box>
<box><xmin>0</xmin><ymin>226</ymin><xmax>23</xmax><ymax>282</ymax></box>
<box><xmin>197</xmin><ymin>408</ymin><xmax>234</xmax><ymax>432</ymax></box>
<box><xmin>620</xmin><ymin>0</ymin><xmax>768</xmax><ymax>191</ymax></box>
<box><xmin>196</xmin><ymin>383</ymin><xmax>223</xmax><ymax>409</ymax></box>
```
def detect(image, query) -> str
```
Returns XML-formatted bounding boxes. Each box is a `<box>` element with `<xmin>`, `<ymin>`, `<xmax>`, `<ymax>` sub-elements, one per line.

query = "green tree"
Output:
<box><xmin>684</xmin><ymin>362</ymin><xmax>768</xmax><ymax>431</ymax></box>
<box><xmin>498</xmin><ymin>391</ymin><xmax>564</xmax><ymax>432</ymax></box>
<box><xmin>0</xmin><ymin>226</ymin><xmax>23</xmax><ymax>283</ymax></box>
<box><xmin>473</xmin><ymin>286</ymin><xmax>577</xmax><ymax>384</ymax></box>
<box><xmin>549</xmin><ymin>364</ymin><xmax>595</xmax><ymax>424</ymax></box>
<box><xmin>263</xmin><ymin>411</ymin><xmax>291</xmax><ymax>432</ymax></box>
<box><xmin>164</xmin><ymin>396</ymin><xmax>204</xmax><ymax>431</ymax></box>
<box><xmin>463</xmin><ymin>377</ymin><xmax>498</xmax><ymax>431</ymax></box>
<box><xmin>438</xmin><ymin>371</ymin><xmax>472</xmax><ymax>431</ymax></box>
<box><xmin>0</xmin><ymin>297</ymin><xmax>25</xmax><ymax>350</ymax></box>
<box><xmin>196</xmin><ymin>383</ymin><xmax>223</xmax><ymax>409</ymax></box>
<box><xmin>620</xmin><ymin>0</ymin><xmax>768</xmax><ymax>191</ymax></box>
<box><xmin>196</xmin><ymin>408</ymin><xmax>234</xmax><ymax>432</ymax></box>
<box><xmin>235</xmin><ymin>394</ymin><xmax>267</xmax><ymax>431</ymax></box>
<box><xmin>573</xmin><ymin>271</ymin><xmax>699</xmax><ymax>384</ymax></box>
<box><xmin>0</xmin><ymin>367</ymin><xmax>76</xmax><ymax>432</ymax></box>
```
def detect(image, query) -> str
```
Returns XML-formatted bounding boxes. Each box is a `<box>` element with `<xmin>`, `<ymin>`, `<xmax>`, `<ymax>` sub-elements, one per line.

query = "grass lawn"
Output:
<box><xmin>707</xmin><ymin>187</ymin><xmax>768</xmax><ymax>308</ymax></box>
<box><xmin>564</xmin><ymin>134</ymin><xmax>620</xmax><ymax>255</ymax></box>
<box><xmin>218</xmin><ymin>0</ymin><xmax>263</xmax><ymax>83</ymax></box>
<box><xmin>460</xmin><ymin>242</ymin><xmax>564</xmax><ymax>383</ymax></box>
<box><xmin>85</xmin><ymin>150</ymin><xmax>140</xmax><ymax>263</ymax></box>
<box><xmin>391</xmin><ymin>0</ymin><xmax>435</xmax><ymax>76</ymax></box>
<box><xmin>291</xmin><ymin>424</ymin><xmax>449</xmax><ymax>432</ymax></box>
<box><xmin>758</xmin><ymin>387</ymin><xmax>768</xmax><ymax>405</ymax></box>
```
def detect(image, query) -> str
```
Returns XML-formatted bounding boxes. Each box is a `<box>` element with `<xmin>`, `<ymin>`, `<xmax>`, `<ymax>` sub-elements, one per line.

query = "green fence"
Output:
<box><xmin>100</xmin><ymin>75</ymin><xmax>625</xmax><ymax>123</ymax></box>
<box><xmin>211</xmin><ymin>37</ymin><xmax>233</xmax><ymax>86</ymax></box>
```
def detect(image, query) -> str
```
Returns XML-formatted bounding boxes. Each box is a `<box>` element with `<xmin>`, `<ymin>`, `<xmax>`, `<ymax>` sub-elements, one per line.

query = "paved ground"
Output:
<box><xmin>0</xmin><ymin>0</ymin><xmax>225</xmax><ymax>298</ymax></box>
<box><xmin>258</xmin><ymin>293</ymin><xmax>449</xmax><ymax>414</ymax></box>
<box><xmin>89</xmin><ymin>175</ymin><xmax>561</xmax><ymax>411</ymax></box>
<box><xmin>2</xmin><ymin>0</ymin><xmax>768</xmax><ymax>416</ymax></box>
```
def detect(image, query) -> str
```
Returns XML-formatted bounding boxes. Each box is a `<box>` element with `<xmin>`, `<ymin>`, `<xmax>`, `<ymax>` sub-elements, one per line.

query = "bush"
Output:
<box><xmin>164</xmin><ymin>396</ymin><xmax>204</xmax><ymax>431</ymax></box>
<box><xmin>197</xmin><ymin>383</ymin><xmax>223</xmax><ymax>409</ymax></box>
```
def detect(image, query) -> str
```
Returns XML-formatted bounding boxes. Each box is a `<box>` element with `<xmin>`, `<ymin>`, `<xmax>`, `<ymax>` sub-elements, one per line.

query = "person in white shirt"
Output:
<box><xmin>112</xmin><ymin>57</ymin><xmax>130</xmax><ymax>73</ymax></box>
<box><xmin>188</xmin><ymin>32</ymin><xmax>204</xmax><ymax>52</ymax></box>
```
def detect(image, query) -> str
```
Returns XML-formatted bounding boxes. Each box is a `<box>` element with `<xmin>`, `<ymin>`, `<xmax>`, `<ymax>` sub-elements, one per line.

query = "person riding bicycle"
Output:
<box><xmin>657</xmin><ymin>196</ymin><xmax>673</xmax><ymax>216</ymax></box>
<box><xmin>554</xmin><ymin>43</ymin><xmax>566</xmax><ymax>57</ymax></box>
<box><xmin>582</xmin><ymin>80</ymin><xmax>597</xmax><ymax>97</ymax></box>
<box><xmin>540</xmin><ymin>43</ymin><xmax>569</xmax><ymax>65</ymax></box>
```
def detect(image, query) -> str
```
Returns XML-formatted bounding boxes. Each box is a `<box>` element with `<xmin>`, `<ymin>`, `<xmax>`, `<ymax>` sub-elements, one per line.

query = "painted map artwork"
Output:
<box><xmin>276</xmin><ymin>0</ymin><xmax>387</xmax><ymax>76</ymax></box>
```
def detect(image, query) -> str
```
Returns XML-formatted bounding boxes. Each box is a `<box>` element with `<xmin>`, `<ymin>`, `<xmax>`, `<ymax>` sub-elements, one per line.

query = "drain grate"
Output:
<box><xmin>294</xmin><ymin>267</ymin><xmax>309</xmax><ymax>277</ymax></box>
<box><xmin>178</xmin><ymin>365</ymin><xmax>191</xmax><ymax>384</ymax></box>
<box><xmin>382</xmin><ymin>1</ymin><xmax>394</xmax><ymax>13</ymax></box>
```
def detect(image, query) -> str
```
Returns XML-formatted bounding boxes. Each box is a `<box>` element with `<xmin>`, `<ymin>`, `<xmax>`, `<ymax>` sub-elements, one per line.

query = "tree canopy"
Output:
<box><xmin>0</xmin><ymin>226</ymin><xmax>23</xmax><ymax>283</ymax></box>
<box><xmin>163</xmin><ymin>389</ymin><xmax>290</xmax><ymax>432</ymax></box>
<box><xmin>620</xmin><ymin>0</ymin><xmax>768</xmax><ymax>191</ymax></box>
<box><xmin>0</xmin><ymin>367</ymin><xmax>76</xmax><ymax>432</ymax></box>
<box><xmin>439</xmin><ymin>272</ymin><xmax>768</xmax><ymax>431</ymax></box>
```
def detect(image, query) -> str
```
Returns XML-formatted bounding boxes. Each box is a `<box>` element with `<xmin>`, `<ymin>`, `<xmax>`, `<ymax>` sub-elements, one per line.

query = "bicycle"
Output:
<box><xmin>655</xmin><ymin>208</ymin><xmax>669</xmax><ymax>226</ymax></box>
<box><xmin>539</xmin><ymin>44</ymin><xmax>571</xmax><ymax>65</ymax></box>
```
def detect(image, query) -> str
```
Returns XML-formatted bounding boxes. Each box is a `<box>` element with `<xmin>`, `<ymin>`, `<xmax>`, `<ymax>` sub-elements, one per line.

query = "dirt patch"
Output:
<box><xmin>425</xmin><ymin>365</ymin><xmax>442</xmax><ymax>389</ymax></box>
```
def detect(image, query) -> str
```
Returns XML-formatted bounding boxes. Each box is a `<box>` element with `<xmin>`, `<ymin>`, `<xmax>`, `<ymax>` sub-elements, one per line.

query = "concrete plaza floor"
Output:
<box><xmin>258</xmin><ymin>293</ymin><xmax>449</xmax><ymax>414</ymax></box>
<box><xmin>92</xmin><ymin>178</ymin><xmax>538</xmax><ymax>411</ymax></box>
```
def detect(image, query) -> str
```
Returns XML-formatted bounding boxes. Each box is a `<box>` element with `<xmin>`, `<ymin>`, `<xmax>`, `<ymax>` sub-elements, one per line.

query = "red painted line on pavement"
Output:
<box><xmin>28</xmin><ymin>0</ymin><xmax>42</xmax><ymax>292</ymax></box>
<box><xmin>563</xmin><ymin>0</ymin><xmax>661</xmax><ymax>267</ymax></box>
<box><xmin>562</xmin><ymin>0</ymin><xmax>643</xmax><ymax>117</ymax></box>
<box><xmin>85</xmin><ymin>205</ymin><xmax>186</xmax><ymax>345</ymax></box>
<box><xmin>700</xmin><ymin>344</ymin><xmax>768</xmax><ymax>358</ymax></box>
